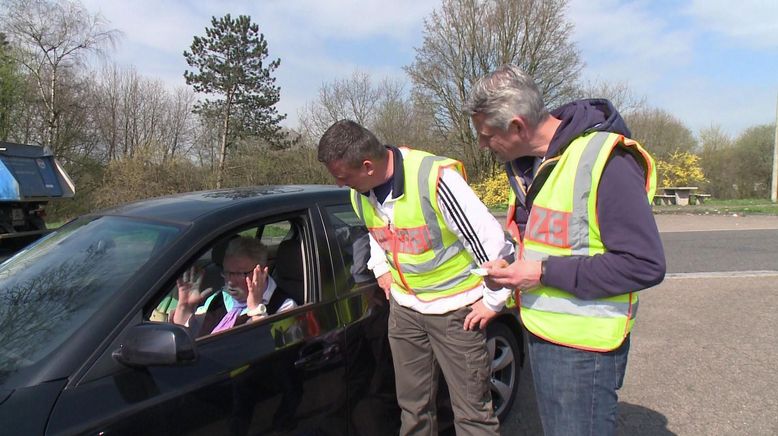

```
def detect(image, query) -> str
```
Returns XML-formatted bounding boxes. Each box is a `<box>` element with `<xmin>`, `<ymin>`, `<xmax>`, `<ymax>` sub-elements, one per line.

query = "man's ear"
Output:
<box><xmin>363</xmin><ymin>159</ymin><xmax>375</xmax><ymax>176</ymax></box>
<box><xmin>510</xmin><ymin>116</ymin><xmax>527</xmax><ymax>136</ymax></box>
<box><xmin>509</xmin><ymin>116</ymin><xmax>532</xmax><ymax>141</ymax></box>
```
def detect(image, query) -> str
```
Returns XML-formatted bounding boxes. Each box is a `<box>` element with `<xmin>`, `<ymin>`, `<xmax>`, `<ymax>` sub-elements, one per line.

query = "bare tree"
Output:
<box><xmin>92</xmin><ymin>64</ymin><xmax>122</xmax><ymax>161</ymax></box>
<box><xmin>575</xmin><ymin>79</ymin><xmax>647</xmax><ymax>116</ymax></box>
<box><xmin>732</xmin><ymin>124</ymin><xmax>775</xmax><ymax>198</ymax></box>
<box><xmin>405</xmin><ymin>0</ymin><xmax>582</xmax><ymax>178</ymax></box>
<box><xmin>298</xmin><ymin>71</ymin><xmax>442</xmax><ymax>154</ymax></box>
<box><xmin>89</xmin><ymin>64</ymin><xmax>197</xmax><ymax>165</ymax></box>
<box><xmin>625</xmin><ymin>107</ymin><xmax>698</xmax><ymax>159</ymax></box>
<box><xmin>698</xmin><ymin>125</ymin><xmax>735</xmax><ymax>198</ymax></box>
<box><xmin>298</xmin><ymin>70</ymin><xmax>381</xmax><ymax>143</ymax></box>
<box><xmin>0</xmin><ymin>0</ymin><xmax>119</xmax><ymax>155</ymax></box>
<box><xmin>163</xmin><ymin>87</ymin><xmax>196</xmax><ymax>161</ymax></box>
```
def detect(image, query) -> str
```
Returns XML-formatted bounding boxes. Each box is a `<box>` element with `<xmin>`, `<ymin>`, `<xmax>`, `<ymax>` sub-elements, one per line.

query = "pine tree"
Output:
<box><xmin>184</xmin><ymin>14</ymin><xmax>289</xmax><ymax>188</ymax></box>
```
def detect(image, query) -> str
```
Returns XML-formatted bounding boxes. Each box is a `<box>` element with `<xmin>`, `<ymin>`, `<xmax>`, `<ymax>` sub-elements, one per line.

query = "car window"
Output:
<box><xmin>0</xmin><ymin>216</ymin><xmax>181</xmax><ymax>384</ymax></box>
<box><xmin>149</xmin><ymin>216</ymin><xmax>308</xmax><ymax>339</ymax></box>
<box><xmin>323</xmin><ymin>204</ymin><xmax>373</xmax><ymax>289</ymax></box>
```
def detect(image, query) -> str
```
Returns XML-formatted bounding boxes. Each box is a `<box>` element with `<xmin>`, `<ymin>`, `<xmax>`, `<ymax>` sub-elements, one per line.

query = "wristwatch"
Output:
<box><xmin>539</xmin><ymin>260</ymin><xmax>547</xmax><ymax>284</ymax></box>
<box><xmin>247</xmin><ymin>303</ymin><xmax>267</xmax><ymax>317</ymax></box>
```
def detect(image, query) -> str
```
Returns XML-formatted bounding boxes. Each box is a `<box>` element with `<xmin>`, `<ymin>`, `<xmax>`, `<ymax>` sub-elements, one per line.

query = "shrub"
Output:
<box><xmin>471</xmin><ymin>173</ymin><xmax>509</xmax><ymax>207</ymax></box>
<box><xmin>656</xmin><ymin>151</ymin><xmax>707</xmax><ymax>187</ymax></box>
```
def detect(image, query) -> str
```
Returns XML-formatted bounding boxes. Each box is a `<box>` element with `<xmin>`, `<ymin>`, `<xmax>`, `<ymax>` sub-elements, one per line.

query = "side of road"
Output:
<box><xmin>653</xmin><ymin>213</ymin><xmax>778</xmax><ymax>232</ymax></box>
<box><xmin>491</xmin><ymin>211</ymin><xmax>778</xmax><ymax>233</ymax></box>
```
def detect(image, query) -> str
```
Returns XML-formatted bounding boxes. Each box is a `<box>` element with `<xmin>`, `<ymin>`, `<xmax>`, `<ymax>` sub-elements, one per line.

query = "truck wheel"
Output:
<box><xmin>30</xmin><ymin>215</ymin><xmax>46</xmax><ymax>231</ymax></box>
<box><xmin>486</xmin><ymin>321</ymin><xmax>521</xmax><ymax>422</ymax></box>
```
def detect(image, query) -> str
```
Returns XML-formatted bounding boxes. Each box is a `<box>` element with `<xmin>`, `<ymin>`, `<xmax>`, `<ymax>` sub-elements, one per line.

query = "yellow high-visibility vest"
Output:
<box><xmin>518</xmin><ymin>131</ymin><xmax>656</xmax><ymax>351</ymax></box>
<box><xmin>351</xmin><ymin>147</ymin><xmax>482</xmax><ymax>301</ymax></box>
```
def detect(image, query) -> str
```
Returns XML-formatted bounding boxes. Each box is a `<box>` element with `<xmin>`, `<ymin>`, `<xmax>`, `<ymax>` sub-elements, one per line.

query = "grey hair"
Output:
<box><xmin>464</xmin><ymin>64</ymin><xmax>548</xmax><ymax>130</ymax></box>
<box><xmin>224</xmin><ymin>237</ymin><xmax>268</xmax><ymax>265</ymax></box>
<box><xmin>317</xmin><ymin>119</ymin><xmax>386</xmax><ymax>168</ymax></box>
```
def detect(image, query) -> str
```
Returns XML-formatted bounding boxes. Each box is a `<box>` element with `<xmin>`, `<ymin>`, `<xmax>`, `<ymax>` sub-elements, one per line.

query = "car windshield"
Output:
<box><xmin>0</xmin><ymin>216</ymin><xmax>181</xmax><ymax>384</ymax></box>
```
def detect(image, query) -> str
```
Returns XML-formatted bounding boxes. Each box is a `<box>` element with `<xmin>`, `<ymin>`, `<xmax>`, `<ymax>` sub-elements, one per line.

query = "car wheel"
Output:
<box><xmin>486</xmin><ymin>321</ymin><xmax>521</xmax><ymax>421</ymax></box>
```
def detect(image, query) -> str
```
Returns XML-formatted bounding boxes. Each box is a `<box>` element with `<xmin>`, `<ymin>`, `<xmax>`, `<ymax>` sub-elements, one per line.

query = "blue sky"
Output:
<box><xmin>79</xmin><ymin>0</ymin><xmax>778</xmax><ymax>139</ymax></box>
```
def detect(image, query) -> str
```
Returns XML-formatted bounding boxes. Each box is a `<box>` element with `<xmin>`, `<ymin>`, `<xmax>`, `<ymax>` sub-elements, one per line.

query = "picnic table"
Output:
<box><xmin>653</xmin><ymin>187</ymin><xmax>711</xmax><ymax>206</ymax></box>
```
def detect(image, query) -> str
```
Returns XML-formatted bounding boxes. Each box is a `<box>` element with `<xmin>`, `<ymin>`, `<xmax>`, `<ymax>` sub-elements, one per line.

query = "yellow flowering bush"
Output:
<box><xmin>471</xmin><ymin>173</ymin><xmax>509</xmax><ymax>207</ymax></box>
<box><xmin>655</xmin><ymin>151</ymin><xmax>707</xmax><ymax>187</ymax></box>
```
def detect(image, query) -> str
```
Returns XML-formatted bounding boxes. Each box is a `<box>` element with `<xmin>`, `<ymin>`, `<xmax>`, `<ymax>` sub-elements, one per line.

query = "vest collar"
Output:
<box><xmin>363</xmin><ymin>145</ymin><xmax>405</xmax><ymax>201</ymax></box>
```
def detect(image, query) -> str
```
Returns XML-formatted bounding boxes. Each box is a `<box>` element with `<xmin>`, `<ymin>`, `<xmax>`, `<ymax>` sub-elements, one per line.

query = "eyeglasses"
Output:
<box><xmin>221</xmin><ymin>270</ymin><xmax>254</xmax><ymax>279</ymax></box>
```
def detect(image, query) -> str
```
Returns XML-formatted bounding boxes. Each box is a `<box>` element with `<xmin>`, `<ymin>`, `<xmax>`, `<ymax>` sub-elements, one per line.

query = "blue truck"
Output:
<box><xmin>0</xmin><ymin>141</ymin><xmax>75</xmax><ymax>254</ymax></box>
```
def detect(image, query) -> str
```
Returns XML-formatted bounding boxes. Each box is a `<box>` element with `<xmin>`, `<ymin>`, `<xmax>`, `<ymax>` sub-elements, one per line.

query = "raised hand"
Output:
<box><xmin>173</xmin><ymin>266</ymin><xmax>214</xmax><ymax>325</ymax></box>
<box><xmin>246</xmin><ymin>264</ymin><xmax>269</xmax><ymax>313</ymax></box>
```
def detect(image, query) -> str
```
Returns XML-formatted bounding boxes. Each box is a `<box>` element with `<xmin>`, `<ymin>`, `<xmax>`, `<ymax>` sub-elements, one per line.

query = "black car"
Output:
<box><xmin>0</xmin><ymin>185</ymin><xmax>523</xmax><ymax>435</ymax></box>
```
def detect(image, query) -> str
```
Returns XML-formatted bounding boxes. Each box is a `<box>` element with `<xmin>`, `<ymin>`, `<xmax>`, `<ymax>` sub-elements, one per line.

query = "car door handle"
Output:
<box><xmin>294</xmin><ymin>343</ymin><xmax>340</xmax><ymax>369</ymax></box>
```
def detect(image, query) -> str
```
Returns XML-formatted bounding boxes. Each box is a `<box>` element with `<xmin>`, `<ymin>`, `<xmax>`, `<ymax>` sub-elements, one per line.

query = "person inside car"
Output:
<box><xmin>171</xmin><ymin>237</ymin><xmax>298</xmax><ymax>336</ymax></box>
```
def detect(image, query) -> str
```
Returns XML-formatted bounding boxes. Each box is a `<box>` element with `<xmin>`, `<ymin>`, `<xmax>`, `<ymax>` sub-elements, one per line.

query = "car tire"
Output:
<box><xmin>486</xmin><ymin>321</ymin><xmax>521</xmax><ymax>422</ymax></box>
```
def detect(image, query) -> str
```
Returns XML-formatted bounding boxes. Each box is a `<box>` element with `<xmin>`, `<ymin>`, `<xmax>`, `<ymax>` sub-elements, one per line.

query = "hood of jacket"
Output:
<box><xmin>546</xmin><ymin>98</ymin><xmax>631</xmax><ymax>157</ymax></box>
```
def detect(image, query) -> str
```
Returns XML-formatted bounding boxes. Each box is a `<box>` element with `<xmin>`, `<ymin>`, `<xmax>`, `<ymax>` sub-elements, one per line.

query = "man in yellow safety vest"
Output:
<box><xmin>465</xmin><ymin>65</ymin><xmax>666</xmax><ymax>436</ymax></box>
<box><xmin>318</xmin><ymin>119</ymin><xmax>515</xmax><ymax>435</ymax></box>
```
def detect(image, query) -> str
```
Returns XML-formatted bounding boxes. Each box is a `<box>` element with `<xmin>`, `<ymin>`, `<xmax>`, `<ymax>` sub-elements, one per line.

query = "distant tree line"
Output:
<box><xmin>0</xmin><ymin>0</ymin><xmax>774</xmax><ymax>223</ymax></box>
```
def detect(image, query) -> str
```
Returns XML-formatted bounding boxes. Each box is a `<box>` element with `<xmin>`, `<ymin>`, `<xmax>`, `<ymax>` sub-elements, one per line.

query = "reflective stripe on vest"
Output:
<box><xmin>520</xmin><ymin>131</ymin><xmax>656</xmax><ymax>351</ymax></box>
<box><xmin>351</xmin><ymin>148</ymin><xmax>482</xmax><ymax>299</ymax></box>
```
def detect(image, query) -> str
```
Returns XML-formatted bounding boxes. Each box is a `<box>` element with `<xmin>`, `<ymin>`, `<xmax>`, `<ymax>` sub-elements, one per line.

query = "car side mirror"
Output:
<box><xmin>112</xmin><ymin>323</ymin><xmax>197</xmax><ymax>367</ymax></box>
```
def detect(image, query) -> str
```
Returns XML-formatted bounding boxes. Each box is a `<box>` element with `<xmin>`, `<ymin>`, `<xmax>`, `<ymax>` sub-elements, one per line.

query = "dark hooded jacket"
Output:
<box><xmin>510</xmin><ymin>99</ymin><xmax>665</xmax><ymax>300</ymax></box>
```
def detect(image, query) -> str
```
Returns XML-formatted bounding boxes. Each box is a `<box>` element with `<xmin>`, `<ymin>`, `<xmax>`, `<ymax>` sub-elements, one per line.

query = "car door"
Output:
<box><xmin>45</xmin><ymin>210</ymin><xmax>352</xmax><ymax>435</ymax></box>
<box><xmin>319</xmin><ymin>202</ymin><xmax>401</xmax><ymax>436</ymax></box>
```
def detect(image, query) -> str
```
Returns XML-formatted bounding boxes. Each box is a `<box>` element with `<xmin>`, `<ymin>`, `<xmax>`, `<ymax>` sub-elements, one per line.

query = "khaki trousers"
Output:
<box><xmin>388</xmin><ymin>298</ymin><xmax>500</xmax><ymax>436</ymax></box>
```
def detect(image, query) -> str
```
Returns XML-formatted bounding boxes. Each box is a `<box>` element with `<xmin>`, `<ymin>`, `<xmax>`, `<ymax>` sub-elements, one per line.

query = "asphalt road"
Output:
<box><xmin>498</xmin><ymin>214</ymin><xmax>778</xmax><ymax>435</ymax></box>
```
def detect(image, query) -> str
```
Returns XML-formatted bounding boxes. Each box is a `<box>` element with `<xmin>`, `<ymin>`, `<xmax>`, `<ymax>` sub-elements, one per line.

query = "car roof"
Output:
<box><xmin>94</xmin><ymin>185</ymin><xmax>350</xmax><ymax>223</ymax></box>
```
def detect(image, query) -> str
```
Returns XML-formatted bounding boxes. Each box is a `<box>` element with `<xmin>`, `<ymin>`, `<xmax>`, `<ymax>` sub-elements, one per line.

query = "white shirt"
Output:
<box><xmin>366</xmin><ymin>158</ymin><xmax>514</xmax><ymax>314</ymax></box>
<box><xmin>263</xmin><ymin>276</ymin><xmax>298</xmax><ymax>313</ymax></box>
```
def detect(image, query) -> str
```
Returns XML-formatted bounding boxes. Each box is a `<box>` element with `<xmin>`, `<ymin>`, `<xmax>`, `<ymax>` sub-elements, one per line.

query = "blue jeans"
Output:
<box><xmin>527</xmin><ymin>331</ymin><xmax>630</xmax><ymax>436</ymax></box>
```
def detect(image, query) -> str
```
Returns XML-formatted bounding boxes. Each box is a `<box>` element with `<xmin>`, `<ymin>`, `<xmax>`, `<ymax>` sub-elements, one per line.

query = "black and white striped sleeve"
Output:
<box><xmin>436</xmin><ymin>167</ymin><xmax>515</xmax><ymax>310</ymax></box>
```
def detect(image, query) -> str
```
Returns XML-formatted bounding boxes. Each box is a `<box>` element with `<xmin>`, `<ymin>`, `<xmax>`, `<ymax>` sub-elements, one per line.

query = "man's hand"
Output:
<box><xmin>464</xmin><ymin>299</ymin><xmax>499</xmax><ymax>331</ymax></box>
<box><xmin>485</xmin><ymin>259</ymin><xmax>542</xmax><ymax>291</ymax></box>
<box><xmin>246</xmin><ymin>264</ymin><xmax>269</xmax><ymax>312</ymax></box>
<box><xmin>377</xmin><ymin>272</ymin><xmax>393</xmax><ymax>300</ymax></box>
<box><xmin>481</xmin><ymin>258</ymin><xmax>509</xmax><ymax>290</ymax></box>
<box><xmin>176</xmin><ymin>266</ymin><xmax>214</xmax><ymax>306</ymax></box>
<box><xmin>173</xmin><ymin>266</ymin><xmax>214</xmax><ymax>325</ymax></box>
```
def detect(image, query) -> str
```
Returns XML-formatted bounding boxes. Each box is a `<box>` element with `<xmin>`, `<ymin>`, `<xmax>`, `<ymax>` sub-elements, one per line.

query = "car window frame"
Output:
<box><xmin>318</xmin><ymin>202</ymin><xmax>376</xmax><ymax>298</ymax></box>
<box><xmin>142</xmin><ymin>209</ymin><xmax>316</xmax><ymax>341</ymax></box>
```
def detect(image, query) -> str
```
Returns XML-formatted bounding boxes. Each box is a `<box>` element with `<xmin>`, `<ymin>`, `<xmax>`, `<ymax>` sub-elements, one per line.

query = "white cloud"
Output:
<box><xmin>79</xmin><ymin>0</ymin><xmax>439</xmax><ymax>128</ymax></box>
<box><xmin>83</xmin><ymin>0</ymin><xmax>439</xmax><ymax>55</ymax></box>
<box><xmin>77</xmin><ymin>0</ymin><xmax>776</xmax><ymax>137</ymax></box>
<box><xmin>82</xmin><ymin>0</ymin><xmax>201</xmax><ymax>54</ymax></box>
<box><xmin>686</xmin><ymin>0</ymin><xmax>778</xmax><ymax>49</ymax></box>
<box><xmin>568</xmin><ymin>0</ymin><xmax>695</xmax><ymax>87</ymax></box>
<box><xmin>566</xmin><ymin>0</ymin><xmax>778</xmax><ymax>136</ymax></box>
<box><xmin>654</xmin><ymin>77</ymin><xmax>777</xmax><ymax>138</ymax></box>
<box><xmin>246</xmin><ymin>0</ymin><xmax>439</xmax><ymax>43</ymax></box>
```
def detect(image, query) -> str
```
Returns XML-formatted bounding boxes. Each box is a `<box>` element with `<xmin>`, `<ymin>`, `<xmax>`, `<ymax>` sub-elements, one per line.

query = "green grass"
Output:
<box><xmin>653</xmin><ymin>198</ymin><xmax>778</xmax><ymax>215</ymax></box>
<box><xmin>37</xmin><ymin>220</ymin><xmax>66</xmax><ymax>230</ymax></box>
<box><xmin>489</xmin><ymin>199</ymin><xmax>778</xmax><ymax>216</ymax></box>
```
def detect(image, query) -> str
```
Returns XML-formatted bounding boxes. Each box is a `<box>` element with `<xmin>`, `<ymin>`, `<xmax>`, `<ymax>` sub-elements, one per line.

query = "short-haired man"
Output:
<box><xmin>318</xmin><ymin>119</ymin><xmax>514</xmax><ymax>435</ymax></box>
<box><xmin>465</xmin><ymin>64</ymin><xmax>666</xmax><ymax>436</ymax></box>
